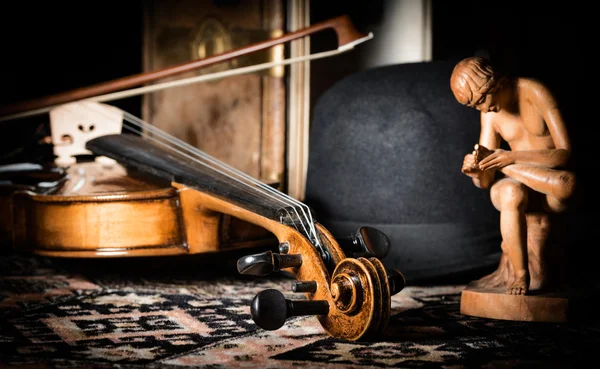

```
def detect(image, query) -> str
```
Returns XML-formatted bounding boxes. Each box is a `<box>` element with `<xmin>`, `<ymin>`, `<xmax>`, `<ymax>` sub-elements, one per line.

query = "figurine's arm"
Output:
<box><xmin>493</xmin><ymin>148</ymin><xmax>569</xmax><ymax>169</ymax></box>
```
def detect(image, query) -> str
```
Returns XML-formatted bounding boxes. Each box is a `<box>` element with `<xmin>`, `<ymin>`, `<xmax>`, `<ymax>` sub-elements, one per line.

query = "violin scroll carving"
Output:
<box><xmin>237</xmin><ymin>225</ymin><xmax>405</xmax><ymax>341</ymax></box>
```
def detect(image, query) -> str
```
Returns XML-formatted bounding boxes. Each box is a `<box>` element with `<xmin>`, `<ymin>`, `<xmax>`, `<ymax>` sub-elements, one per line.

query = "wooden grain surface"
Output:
<box><xmin>142</xmin><ymin>0</ymin><xmax>285</xmax><ymax>184</ymax></box>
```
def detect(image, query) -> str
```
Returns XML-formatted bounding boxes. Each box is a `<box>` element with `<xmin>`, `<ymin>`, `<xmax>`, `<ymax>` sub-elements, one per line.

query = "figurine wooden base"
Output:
<box><xmin>458</xmin><ymin>211</ymin><xmax>576</xmax><ymax>323</ymax></box>
<box><xmin>460</xmin><ymin>283</ymin><xmax>569</xmax><ymax>322</ymax></box>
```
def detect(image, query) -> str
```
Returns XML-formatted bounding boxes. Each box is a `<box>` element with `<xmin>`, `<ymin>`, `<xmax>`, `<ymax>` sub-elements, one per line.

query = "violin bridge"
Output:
<box><xmin>49</xmin><ymin>101</ymin><xmax>123</xmax><ymax>167</ymax></box>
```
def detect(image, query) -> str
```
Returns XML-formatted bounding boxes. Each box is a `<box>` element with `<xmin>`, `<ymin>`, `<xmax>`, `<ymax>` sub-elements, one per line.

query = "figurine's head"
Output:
<box><xmin>450</xmin><ymin>57</ymin><xmax>503</xmax><ymax>113</ymax></box>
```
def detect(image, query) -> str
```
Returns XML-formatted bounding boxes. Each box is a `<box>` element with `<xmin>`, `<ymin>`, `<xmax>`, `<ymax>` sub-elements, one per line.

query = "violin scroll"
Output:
<box><xmin>238</xmin><ymin>224</ymin><xmax>405</xmax><ymax>341</ymax></box>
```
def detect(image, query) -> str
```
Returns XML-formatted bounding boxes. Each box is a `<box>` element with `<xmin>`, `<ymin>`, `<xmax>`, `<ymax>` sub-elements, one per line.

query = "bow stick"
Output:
<box><xmin>0</xmin><ymin>15</ymin><xmax>372</xmax><ymax>122</ymax></box>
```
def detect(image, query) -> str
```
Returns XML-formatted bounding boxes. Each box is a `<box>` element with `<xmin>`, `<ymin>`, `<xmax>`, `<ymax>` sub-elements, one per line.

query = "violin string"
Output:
<box><xmin>69</xmin><ymin>103</ymin><xmax>300</xmax><ymax>234</ymax></box>
<box><xmin>122</xmin><ymin>119</ymin><xmax>303</xmax><ymax>236</ymax></box>
<box><xmin>122</xmin><ymin>112</ymin><xmax>304</xmax><ymax>208</ymax></box>
<box><xmin>68</xmin><ymin>102</ymin><xmax>320</xmax><ymax>247</ymax></box>
<box><xmin>74</xmin><ymin>103</ymin><xmax>297</xmax><ymax>213</ymax></box>
<box><xmin>121</xmin><ymin>112</ymin><xmax>321</xmax><ymax>248</ymax></box>
<box><xmin>126</xmin><ymin>121</ymin><xmax>320</xmax><ymax>248</ymax></box>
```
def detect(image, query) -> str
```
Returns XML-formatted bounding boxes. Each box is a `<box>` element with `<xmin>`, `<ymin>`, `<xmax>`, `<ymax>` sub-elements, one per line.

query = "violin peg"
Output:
<box><xmin>250</xmin><ymin>289</ymin><xmax>329</xmax><ymax>331</ymax></box>
<box><xmin>336</xmin><ymin>226</ymin><xmax>390</xmax><ymax>259</ymax></box>
<box><xmin>386</xmin><ymin>268</ymin><xmax>406</xmax><ymax>296</ymax></box>
<box><xmin>291</xmin><ymin>280</ymin><xmax>318</xmax><ymax>293</ymax></box>
<box><xmin>237</xmin><ymin>250</ymin><xmax>302</xmax><ymax>276</ymax></box>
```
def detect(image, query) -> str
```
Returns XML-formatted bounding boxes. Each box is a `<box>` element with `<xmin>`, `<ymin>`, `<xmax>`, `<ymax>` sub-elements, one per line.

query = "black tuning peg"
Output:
<box><xmin>237</xmin><ymin>250</ymin><xmax>302</xmax><ymax>276</ymax></box>
<box><xmin>336</xmin><ymin>226</ymin><xmax>390</xmax><ymax>259</ymax></box>
<box><xmin>387</xmin><ymin>268</ymin><xmax>406</xmax><ymax>295</ymax></box>
<box><xmin>250</xmin><ymin>289</ymin><xmax>329</xmax><ymax>330</ymax></box>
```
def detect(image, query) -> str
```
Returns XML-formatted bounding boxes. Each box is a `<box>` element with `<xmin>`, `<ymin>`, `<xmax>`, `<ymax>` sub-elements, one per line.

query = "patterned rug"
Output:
<box><xmin>0</xmin><ymin>251</ymin><xmax>596</xmax><ymax>369</ymax></box>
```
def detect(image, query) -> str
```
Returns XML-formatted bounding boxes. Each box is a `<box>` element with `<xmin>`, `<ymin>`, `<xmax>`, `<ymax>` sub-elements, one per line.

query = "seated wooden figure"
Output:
<box><xmin>449</xmin><ymin>56</ymin><xmax>576</xmax><ymax>321</ymax></box>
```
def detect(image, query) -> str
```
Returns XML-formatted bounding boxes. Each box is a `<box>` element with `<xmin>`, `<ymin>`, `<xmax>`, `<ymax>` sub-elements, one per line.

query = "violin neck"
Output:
<box><xmin>85</xmin><ymin>134</ymin><xmax>279</xmax><ymax>220</ymax></box>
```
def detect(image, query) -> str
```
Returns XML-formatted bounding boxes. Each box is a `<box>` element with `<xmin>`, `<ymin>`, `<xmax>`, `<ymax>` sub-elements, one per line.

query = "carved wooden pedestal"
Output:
<box><xmin>460</xmin><ymin>285</ymin><xmax>569</xmax><ymax>322</ymax></box>
<box><xmin>460</xmin><ymin>212</ymin><xmax>571</xmax><ymax>322</ymax></box>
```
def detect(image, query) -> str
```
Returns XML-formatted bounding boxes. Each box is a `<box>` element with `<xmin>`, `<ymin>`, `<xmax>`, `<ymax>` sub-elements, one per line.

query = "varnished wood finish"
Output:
<box><xmin>11</xmin><ymin>187</ymin><xmax>184</xmax><ymax>256</ymax></box>
<box><xmin>1</xmin><ymin>162</ymin><xmax>275</xmax><ymax>257</ymax></box>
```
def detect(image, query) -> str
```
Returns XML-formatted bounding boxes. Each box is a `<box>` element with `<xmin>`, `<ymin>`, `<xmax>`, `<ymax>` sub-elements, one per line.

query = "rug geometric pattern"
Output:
<box><xmin>0</xmin><ymin>253</ymin><xmax>595</xmax><ymax>368</ymax></box>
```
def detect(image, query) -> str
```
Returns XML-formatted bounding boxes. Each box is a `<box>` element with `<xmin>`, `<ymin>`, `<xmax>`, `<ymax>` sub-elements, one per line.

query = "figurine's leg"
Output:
<box><xmin>501</xmin><ymin>164</ymin><xmax>575</xmax><ymax>202</ymax></box>
<box><xmin>490</xmin><ymin>178</ymin><xmax>530</xmax><ymax>295</ymax></box>
<box><xmin>472</xmin><ymin>247</ymin><xmax>507</xmax><ymax>287</ymax></box>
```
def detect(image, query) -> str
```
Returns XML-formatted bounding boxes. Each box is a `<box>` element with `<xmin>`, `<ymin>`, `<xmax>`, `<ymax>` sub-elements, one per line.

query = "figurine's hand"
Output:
<box><xmin>473</xmin><ymin>144</ymin><xmax>494</xmax><ymax>164</ymax></box>
<box><xmin>462</xmin><ymin>144</ymin><xmax>497</xmax><ymax>177</ymax></box>
<box><xmin>478</xmin><ymin>149</ymin><xmax>515</xmax><ymax>170</ymax></box>
<box><xmin>461</xmin><ymin>153</ymin><xmax>481</xmax><ymax>177</ymax></box>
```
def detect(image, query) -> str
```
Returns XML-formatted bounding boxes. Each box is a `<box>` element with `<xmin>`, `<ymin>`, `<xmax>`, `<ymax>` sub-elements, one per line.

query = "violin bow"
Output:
<box><xmin>0</xmin><ymin>15</ymin><xmax>373</xmax><ymax>122</ymax></box>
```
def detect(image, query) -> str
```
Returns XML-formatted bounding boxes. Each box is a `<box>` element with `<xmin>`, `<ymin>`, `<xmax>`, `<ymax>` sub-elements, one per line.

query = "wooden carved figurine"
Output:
<box><xmin>450</xmin><ymin>56</ymin><xmax>576</xmax><ymax>322</ymax></box>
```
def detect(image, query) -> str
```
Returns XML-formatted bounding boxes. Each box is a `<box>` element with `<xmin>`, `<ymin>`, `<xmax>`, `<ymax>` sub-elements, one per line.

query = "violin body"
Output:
<box><xmin>0</xmin><ymin>161</ymin><xmax>275</xmax><ymax>257</ymax></box>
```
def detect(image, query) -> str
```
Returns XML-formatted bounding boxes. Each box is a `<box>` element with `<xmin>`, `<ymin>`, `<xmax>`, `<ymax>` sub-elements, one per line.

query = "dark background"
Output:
<box><xmin>0</xmin><ymin>1</ymin><xmax>589</xmax><ymax>283</ymax></box>
<box><xmin>309</xmin><ymin>0</ymin><xmax>581</xmax><ymax>174</ymax></box>
<box><xmin>0</xmin><ymin>1</ymin><xmax>581</xmax><ymax>160</ymax></box>
<box><xmin>0</xmin><ymin>0</ymin><xmax>582</xmax><ymax>171</ymax></box>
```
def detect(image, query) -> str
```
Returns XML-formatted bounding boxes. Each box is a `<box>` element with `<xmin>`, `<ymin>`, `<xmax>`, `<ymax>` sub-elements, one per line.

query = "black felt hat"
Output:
<box><xmin>305</xmin><ymin>60</ymin><xmax>502</xmax><ymax>284</ymax></box>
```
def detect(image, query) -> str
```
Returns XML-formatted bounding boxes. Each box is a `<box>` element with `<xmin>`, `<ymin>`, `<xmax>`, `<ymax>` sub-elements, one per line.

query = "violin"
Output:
<box><xmin>0</xmin><ymin>157</ymin><xmax>276</xmax><ymax>258</ymax></box>
<box><xmin>0</xmin><ymin>15</ymin><xmax>405</xmax><ymax>341</ymax></box>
